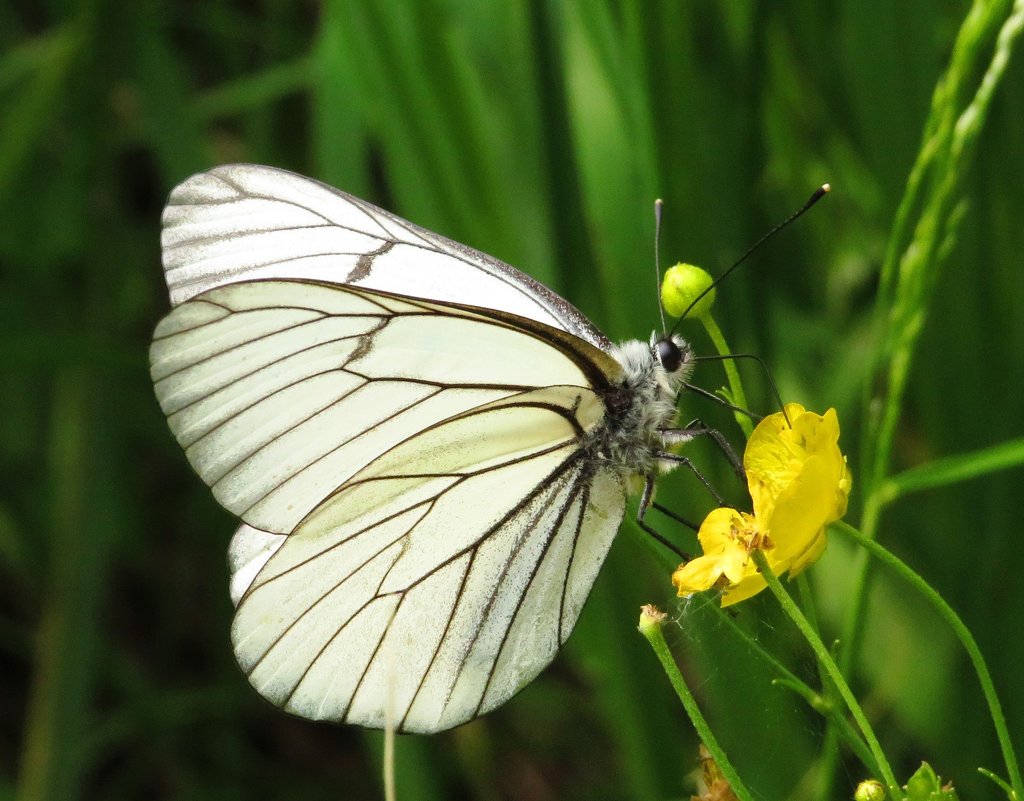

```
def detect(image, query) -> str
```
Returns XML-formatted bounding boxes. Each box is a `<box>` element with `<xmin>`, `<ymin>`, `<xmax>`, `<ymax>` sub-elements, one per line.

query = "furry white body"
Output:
<box><xmin>597</xmin><ymin>334</ymin><xmax>695</xmax><ymax>475</ymax></box>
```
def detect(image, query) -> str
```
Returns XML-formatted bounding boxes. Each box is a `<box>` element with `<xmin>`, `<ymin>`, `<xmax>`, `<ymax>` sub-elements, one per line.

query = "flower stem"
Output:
<box><xmin>751</xmin><ymin>550</ymin><xmax>902</xmax><ymax>799</ymax></box>
<box><xmin>638</xmin><ymin>612</ymin><xmax>755</xmax><ymax>801</ymax></box>
<box><xmin>700</xmin><ymin>313</ymin><xmax>753</xmax><ymax>438</ymax></box>
<box><xmin>770</xmin><ymin>676</ymin><xmax>875</xmax><ymax>772</ymax></box>
<box><xmin>978</xmin><ymin>767</ymin><xmax>1016</xmax><ymax>800</ymax></box>
<box><xmin>834</xmin><ymin>521</ymin><xmax>1024</xmax><ymax>801</ymax></box>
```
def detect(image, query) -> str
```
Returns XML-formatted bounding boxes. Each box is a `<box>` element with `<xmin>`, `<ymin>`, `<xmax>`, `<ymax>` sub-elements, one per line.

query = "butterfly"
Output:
<box><xmin>150</xmin><ymin>164</ymin><xmax>712</xmax><ymax>733</ymax></box>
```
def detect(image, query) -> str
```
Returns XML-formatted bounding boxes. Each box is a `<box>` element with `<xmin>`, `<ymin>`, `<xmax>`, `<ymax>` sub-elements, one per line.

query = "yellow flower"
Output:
<box><xmin>672</xmin><ymin>404</ymin><xmax>851</xmax><ymax>607</ymax></box>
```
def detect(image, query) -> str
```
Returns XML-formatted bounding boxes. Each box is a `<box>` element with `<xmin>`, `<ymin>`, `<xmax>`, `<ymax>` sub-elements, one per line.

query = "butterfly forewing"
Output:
<box><xmin>162</xmin><ymin>164</ymin><xmax>609</xmax><ymax>349</ymax></box>
<box><xmin>150</xmin><ymin>280</ymin><xmax>615</xmax><ymax>536</ymax></box>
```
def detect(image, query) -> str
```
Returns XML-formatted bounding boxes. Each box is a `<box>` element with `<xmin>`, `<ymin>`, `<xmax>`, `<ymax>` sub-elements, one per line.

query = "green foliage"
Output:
<box><xmin>2</xmin><ymin>1</ymin><xmax>1023</xmax><ymax>800</ymax></box>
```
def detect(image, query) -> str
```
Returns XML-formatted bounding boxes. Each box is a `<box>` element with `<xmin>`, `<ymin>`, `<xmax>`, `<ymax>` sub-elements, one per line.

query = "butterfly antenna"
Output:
<box><xmin>693</xmin><ymin>352</ymin><xmax>792</xmax><ymax>427</ymax></box>
<box><xmin>654</xmin><ymin>199</ymin><xmax>667</xmax><ymax>334</ymax></box>
<box><xmin>669</xmin><ymin>184</ymin><xmax>830</xmax><ymax>336</ymax></box>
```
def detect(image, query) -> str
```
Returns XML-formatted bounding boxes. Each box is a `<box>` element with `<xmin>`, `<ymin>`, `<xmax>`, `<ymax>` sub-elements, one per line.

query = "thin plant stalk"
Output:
<box><xmin>701</xmin><ymin>313</ymin><xmax>754</xmax><ymax>438</ymax></box>
<box><xmin>831</xmin><ymin>2</ymin><xmax>1024</xmax><ymax>792</ymax></box>
<box><xmin>751</xmin><ymin>550</ymin><xmax>902</xmax><ymax>799</ymax></box>
<box><xmin>834</xmin><ymin>521</ymin><xmax>1023</xmax><ymax>800</ymax></box>
<box><xmin>639</xmin><ymin>612</ymin><xmax>755</xmax><ymax>801</ymax></box>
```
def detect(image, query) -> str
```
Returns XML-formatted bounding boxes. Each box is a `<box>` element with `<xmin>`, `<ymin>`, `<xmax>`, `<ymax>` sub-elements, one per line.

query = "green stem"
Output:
<box><xmin>795</xmin><ymin>576</ymin><xmax>823</xmax><ymax>642</ymax></box>
<box><xmin>834</xmin><ymin>521</ymin><xmax>1023</xmax><ymax>801</ymax></box>
<box><xmin>682</xmin><ymin>592</ymin><xmax>874</xmax><ymax>774</ymax></box>
<box><xmin>18</xmin><ymin>370</ymin><xmax>98</xmax><ymax>801</ymax></box>
<box><xmin>196</xmin><ymin>57</ymin><xmax>312</xmax><ymax>119</ymax></box>
<box><xmin>659</xmin><ymin>559</ymin><xmax>820</xmax><ymax>702</ymax></box>
<box><xmin>771</xmin><ymin>676</ymin><xmax>876</xmax><ymax>772</ymax></box>
<box><xmin>794</xmin><ymin>577</ymin><xmax>842</xmax><ymax>736</ymax></box>
<box><xmin>978</xmin><ymin>767</ymin><xmax>1016</xmax><ymax>800</ymax></box>
<box><xmin>800</xmin><ymin>567</ymin><xmax>871</xmax><ymax>800</ymax></box>
<box><xmin>638</xmin><ymin>611</ymin><xmax>755</xmax><ymax>801</ymax></box>
<box><xmin>751</xmin><ymin>550</ymin><xmax>902</xmax><ymax>799</ymax></box>
<box><xmin>700</xmin><ymin>313</ymin><xmax>753</xmax><ymax>438</ymax></box>
<box><xmin>690</xmin><ymin>592</ymin><xmax>806</xmax><ymax>689</ymax></box>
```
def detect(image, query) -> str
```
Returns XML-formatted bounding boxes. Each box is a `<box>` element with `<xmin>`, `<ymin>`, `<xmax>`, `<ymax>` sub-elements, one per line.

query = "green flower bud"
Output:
<box><xmin>661</xmin><ymin>262</ymin><xmax>716</xmax><ymax>319</ymax></box>
<box><xmin>854</xmin><ymin>779</ymin><xmax>886</xmax><ymax>801</ymax></box>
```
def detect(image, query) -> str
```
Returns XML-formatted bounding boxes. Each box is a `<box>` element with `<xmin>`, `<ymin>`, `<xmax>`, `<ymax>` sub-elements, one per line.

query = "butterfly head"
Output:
<box><xmin>652</xmin><ymin>334</ymin><xmax>694</xmax><ymax>396</ymax></box>
<box><xmin>655</xmin><ymin>335</ymin><xmax>691</xmax><ymax>376</ymax></box>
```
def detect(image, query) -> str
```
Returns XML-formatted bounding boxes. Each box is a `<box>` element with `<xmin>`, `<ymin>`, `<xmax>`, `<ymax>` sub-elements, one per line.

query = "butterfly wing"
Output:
<box><xmin>151</xmin><ymin>279</ymin><xmax>626</xmax><ymax>731</ymax></box>
<box><xmin>151</xmin><ymin>279</ymin><xmax>618</xmax><ymax>534</ymax></box>
<box><xmin>233</xmin><ymin>382</ymin><xmax>625</xmax><ymax>733</ymax></box>
<box><xmin>161</xmin><ymin>163</ymin><xmax>610</xmax><ymax>349</ymax></box>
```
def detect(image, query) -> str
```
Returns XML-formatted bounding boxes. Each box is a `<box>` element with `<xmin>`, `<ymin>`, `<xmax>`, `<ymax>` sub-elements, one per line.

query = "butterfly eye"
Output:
<box><xmin>656</xmin><ymin>338</ymin><xmax>683</xmax><ymax>372</ymax></box>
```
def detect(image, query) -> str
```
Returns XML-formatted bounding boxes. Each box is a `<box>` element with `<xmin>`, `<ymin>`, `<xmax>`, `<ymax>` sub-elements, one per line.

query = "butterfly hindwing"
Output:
<box><xmin>231</xmin><ymin>387</ymin><xmax>625</xmax><ymax>733</ymax></box>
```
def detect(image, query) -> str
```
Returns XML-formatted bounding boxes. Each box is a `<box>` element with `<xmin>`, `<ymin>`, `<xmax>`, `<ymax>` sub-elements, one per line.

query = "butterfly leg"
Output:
<box><xmin>635</xmin><ymin>475</ymin><xmax>691</xmax><ymax>560</ymax></box>
<box><xmin>651</xmin><ymin>501</ymin><xmax>699</xmax><ymax>532</ymax></box>
<box><xmin>653</xmin><ymin>450</ymin><xmax>729</xmax><ymax>505</ymax></box>
<box><xmin>660</xmin><ymin>419</ymin><xmax>745</xmax><ymax>482</ymax></box>
<box><xmin>635</xmin><ymin>448</ymin><xmax>735</xmax><ymax>557</ymax></box>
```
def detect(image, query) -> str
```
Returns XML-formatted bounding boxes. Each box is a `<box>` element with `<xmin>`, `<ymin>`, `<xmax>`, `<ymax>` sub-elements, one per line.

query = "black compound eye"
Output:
<box><xmin>656</xmin><ymin>339</ymin><xmax>683</xmax><ymax>372</ymax></box>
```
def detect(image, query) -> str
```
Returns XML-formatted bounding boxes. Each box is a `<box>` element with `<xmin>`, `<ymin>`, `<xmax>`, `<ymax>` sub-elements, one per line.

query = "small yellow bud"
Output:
<box><xmin>661</xmin><ymin>263</ymin><xmax>716</xmax><ymax>319</ymax></box>
<box><xmin>854</xmin><ymin>779</ymin><xmax>886</xmax><ymax>801</ymax></box>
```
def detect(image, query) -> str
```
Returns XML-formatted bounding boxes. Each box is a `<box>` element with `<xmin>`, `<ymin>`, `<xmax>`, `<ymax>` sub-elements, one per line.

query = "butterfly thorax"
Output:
<box><xmin>590</xmin><ymin>334</ymin><xmax>694</xmax><ymax>475</ymax></box>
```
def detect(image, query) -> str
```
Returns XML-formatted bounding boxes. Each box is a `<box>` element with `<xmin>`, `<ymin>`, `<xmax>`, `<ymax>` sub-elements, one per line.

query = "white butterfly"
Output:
<box><xmin>151</xmin><ymin>164</ymin><xmax>708</xmax><ymax>733</ymax></box>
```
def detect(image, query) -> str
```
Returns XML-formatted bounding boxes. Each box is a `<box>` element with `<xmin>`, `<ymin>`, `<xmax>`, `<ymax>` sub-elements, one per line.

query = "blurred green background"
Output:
<box><xmin>2</xmin><ymin>1</ymin><xmax>1023</xmax><ymax>800</ymax></box>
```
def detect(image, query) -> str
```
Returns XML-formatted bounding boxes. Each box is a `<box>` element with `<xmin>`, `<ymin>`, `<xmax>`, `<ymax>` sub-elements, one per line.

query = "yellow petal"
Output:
<box><xmin>673</xmin><ymin>508</ymin><xmax>756</xmax><ymax>595</ymax></box>
<box><xmin>789</xmin><ymin>528</ymin><xmax>828</xmax><ymax>576</ymax></box>
<box><xmin>672</xmin><ymin>555</ymin><xmax>729</xmax><ymax>595</ymax></box>
<box><xmin>720</xmin><ymin>573</ymin><xmax>768</xmax><ymax>607</ymax></box>
<box><xmin>670</xmin><ymin>405</ymin><xmax>851</xmax><ymax>607</ymax></box>
<box><xmin>744</xmin><ymin>403</ymin><xmax>808</xmax><ymax>516</ymax></box>
<box><xmin>745</xmin><ymin>406</ymin><xmax>851</xmax><ymax>573</ymax></box>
